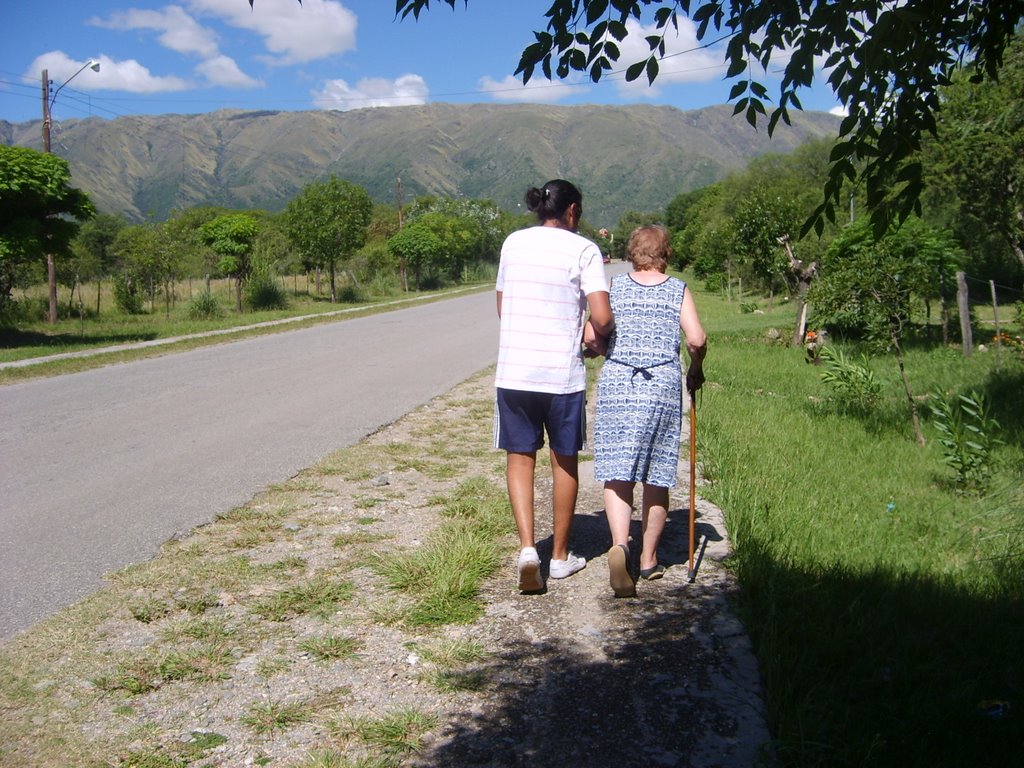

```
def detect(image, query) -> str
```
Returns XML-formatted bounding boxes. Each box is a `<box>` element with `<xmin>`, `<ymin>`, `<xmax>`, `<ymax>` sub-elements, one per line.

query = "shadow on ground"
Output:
<box><xmin>416</xmin><ymin>500</ymin><xmax>772</xmax><ymax>768</ymax></box>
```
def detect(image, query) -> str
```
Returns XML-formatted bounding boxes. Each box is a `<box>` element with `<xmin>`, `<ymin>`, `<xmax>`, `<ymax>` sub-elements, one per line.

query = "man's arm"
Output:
<box><xmin>586</xmin><ymin>290</ymin><xmax>613</xmax><ymax>338</ymax></box>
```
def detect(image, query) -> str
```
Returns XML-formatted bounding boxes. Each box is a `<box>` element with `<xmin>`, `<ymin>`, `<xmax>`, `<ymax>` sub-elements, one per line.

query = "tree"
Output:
<box><xmin>733</xmin><ymin>191</ymin><xmax>800</xmax><ymax>298</ymax></box>
<box><xmin>285</xmin><ymin>178</ymin><xmax>373</xmax><ymax>302</ymax></box>
<box><xmin>110</xmin><ymin>223</ymin><xmax>183</xmax><ymax>317</ymax></box>
<box><xmin>923</xmin><ymin>34</ymin><xmax>1024</xmax><ymax>281</ymax></box>
<box><xmin>405</xmin><ymin>196</ymin><xmax>505</xmax><ymax>279</ymax></box>
<box><xmin>200</xmin><ymin>213</ymin><xmax>261</xmax><ymax>311</ymax></box>
<box><xmin>388</xmin><ymin>0</ymin><xmax>1024</xmax><ymax>239</ymax></box>
<box><xmin>70</xmin><ymin>213</ymin><xmax>125</xmax><ymax>315</ymax></box>
<box><xmin>810</xmin><ymin>216</ymin><xmax>962</xmax><ymax>445</ymax></box>
<box><xmin>387</xmin><ymin>222</ymin><xmax>445</xmax><ymax>290</ymax></box>
<box><xmin>0</xmin><ymin>146</ymin><xmax>94</xmax><ymax>315</ymax></box>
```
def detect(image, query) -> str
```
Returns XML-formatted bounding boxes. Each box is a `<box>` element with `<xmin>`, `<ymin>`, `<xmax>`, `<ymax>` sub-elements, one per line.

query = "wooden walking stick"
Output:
<box><xmin>687</xmin><ymin>389</ymin><xmax>697</xmax><ymax>582</ymax></box>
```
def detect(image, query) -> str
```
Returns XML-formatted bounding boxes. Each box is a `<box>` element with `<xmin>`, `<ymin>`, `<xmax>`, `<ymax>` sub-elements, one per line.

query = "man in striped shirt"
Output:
<box><xmin>495</xmin><ymin>179</ymin><xmax>614</xmax><ymax>593</ymax></box>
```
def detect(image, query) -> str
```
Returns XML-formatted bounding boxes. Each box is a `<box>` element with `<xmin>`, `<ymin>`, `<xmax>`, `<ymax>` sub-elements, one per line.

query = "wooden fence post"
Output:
<box><xmin>957</xmin><ymin>271</ymin><xmax>972</xmax><ymax>357</ymax></box>
<box><xmin>990</xmin><ymin>280</ymin><xmax>1001</xmax><ymax>367</ymax></box>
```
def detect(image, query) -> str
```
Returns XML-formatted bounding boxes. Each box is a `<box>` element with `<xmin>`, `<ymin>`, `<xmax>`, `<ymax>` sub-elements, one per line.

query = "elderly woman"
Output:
<box><xmin>590</xmin><ymin>225</ymin><xmax>707</xmax><ymax>597</ymax></box>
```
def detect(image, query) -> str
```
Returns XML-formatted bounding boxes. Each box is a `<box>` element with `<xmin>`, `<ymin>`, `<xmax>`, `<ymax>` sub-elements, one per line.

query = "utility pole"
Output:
<box><xmin>396</xmin><ymin>176</ymin><xmax>407</xmax><ymax>291</ymax></box>
<box><xmin>40</xmin><ymin>61</ymin><xmax>99</xmax><ymax>324</ymax></box>
<box><xmin>41</xmin><ymin>69</ymin><xmax>57</xmax><ymax>322</ymax></box>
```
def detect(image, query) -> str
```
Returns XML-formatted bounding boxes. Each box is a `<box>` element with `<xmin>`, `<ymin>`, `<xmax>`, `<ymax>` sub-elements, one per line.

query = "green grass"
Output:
<box><xmin>372</xmin><ymin>476</ymin><xmax>512</xmax><ymax>626</ymax></box>
<box><xmin>299</xmin><ymin>634</ymin><xmax>363</xmax><ymax>662</ymax></box>
<box><xmin>690</xmin><ymin>281</ymin><xmax>1024</xmax><ymax>767</ymax></box>
<box><xmin>251</xmin><ymin>575</ymin><xmax>354</xmax><ymax>622</ymax></box>
<box><xmin>342</xmin><ymin>708</ymin><xmax>438</xmax><ymax>759</ymax></box>
<box><xmin>240</xmin><ymin>699</ymin><xmax>310</xmax><ymax>734</ymax></box>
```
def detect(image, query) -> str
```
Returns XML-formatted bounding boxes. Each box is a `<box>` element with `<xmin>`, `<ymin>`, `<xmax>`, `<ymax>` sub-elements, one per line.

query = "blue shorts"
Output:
<box><xmin>494</xmin><ymin>388</ymin><xmax>587</xmax><ymax>455</ymax></box>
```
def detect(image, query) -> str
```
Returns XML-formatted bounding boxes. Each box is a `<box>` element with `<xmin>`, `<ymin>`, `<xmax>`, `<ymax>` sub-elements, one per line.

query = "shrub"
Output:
<box><xmin>930</xmin><ymin>389</ymin><xmax>1003</xmax><ymax>493</ymax></box>
<box><xmin>244</xmin><ymin>274</ymin><xmax>288</xmax><ymax>311</ymax></box>
<box><xmin>819</xmin><ymin>345</ymin><xmax>883</xmax><ymax>411</ymax></box>
<box><xmin>187</xmin><ymin>289</ymin><xmax>223</xmax><ymax>320</ymax></box>
<box><xmin>0</xmin><ymin>296</ymin><xmax>47</xmax><ymax>325</ymax></box>
<box><xmin>113</xmin><ymin>274</ymin><xmax>145</xmax><ymax>315</ymax></box>
<box><xmin>336</xmin><ymin>283</ymin><xmax>363</xmax><ymax>303</ymax></box>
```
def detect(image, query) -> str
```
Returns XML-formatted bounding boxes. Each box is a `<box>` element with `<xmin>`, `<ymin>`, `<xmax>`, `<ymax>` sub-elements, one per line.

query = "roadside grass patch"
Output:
<box><xmin>291</xmin><ymin>749</ymin><xmax>392</xmax><ymax>768</ymax></box>
<box><xmin>372</xmin><ymin>477</ymin><xmax>510</xmax><ymax>626</ymax></box>
<box><xmin>255</xmin><ymin>656</ymin><xmax>291</xmax><ymax>679</ymax></box>
<box><xmin>299</xmin><ymin>634</ymin><xmax>362</xmax><ymax>662</ymax></box>
<box><xmin>158</xmin><ymin>645</ymin><xmax>234</xmax><ymax>683</ymax></box>
<box><xmin>415</xmin><ymin>639</ymin><xmax>490</xmax><ymax>693</ymax></box>
<box><xmin>128</xmin><ymin>596</ymin><xmax>172</xmax><ymax>624</ymax></box>
<box><xmin>92</xmin><ymin>654</ymin><xmax>163</xmax><ymax>695</ymax></box>
<box><xmin>333</xmin><ymin>531</ymin><xmax>389</xmax><ymax>548</ymax></box>
<box><xmin>174</xmin><ymin>589</ymin><xmax>219</xmax><ymax>615</ymax></box>
<box><xmin>240</xmin><ymin>699</ymin><xmax>310</xmax><ymax>734</ymax></box>
<box><xmin>157</xmin><ymin>615</ymin><xmax>237</xmax><ymax>644</ymax></box>
<box><xmin>251</xmin><ymin>575</ymin><xmax>354</xmax><ymax>622</ymax></box>
<box><xmin>339</xmin><ymin>708</ymin><xmax>438</xmax><ymax>759</ymax></box>
<box><xmin>312</xmin><ymin>446</ymin><xmax>384</xmax><ymax>481</ymax></box>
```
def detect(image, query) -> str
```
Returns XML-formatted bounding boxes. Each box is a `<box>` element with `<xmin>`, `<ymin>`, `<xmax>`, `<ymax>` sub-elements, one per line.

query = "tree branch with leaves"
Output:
<box><xmin>387</xmin><ymin>0</ymin><xmax>1024</xmax><ymax>239</ymax></box>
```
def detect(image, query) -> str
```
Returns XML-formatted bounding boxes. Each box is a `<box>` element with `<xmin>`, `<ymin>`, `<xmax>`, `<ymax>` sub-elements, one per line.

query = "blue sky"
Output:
<box><xmin>1</xmin><ymin>0</ymin><xmax>844</xmax><ymax>125</ymax></box>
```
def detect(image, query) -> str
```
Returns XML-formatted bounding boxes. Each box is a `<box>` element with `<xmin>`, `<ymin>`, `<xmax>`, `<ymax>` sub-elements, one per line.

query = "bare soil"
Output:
<box><xmin>0</xmin><ymin>370</ymin><xmax>773</xmax><ymax>767</ymax></box>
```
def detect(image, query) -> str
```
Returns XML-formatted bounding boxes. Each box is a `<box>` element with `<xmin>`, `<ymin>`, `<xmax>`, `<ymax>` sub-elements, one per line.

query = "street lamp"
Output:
<box><xmin>40</xmin><ymin>59</ymin><xmax>100</xmax><ymax>323</ymax></box>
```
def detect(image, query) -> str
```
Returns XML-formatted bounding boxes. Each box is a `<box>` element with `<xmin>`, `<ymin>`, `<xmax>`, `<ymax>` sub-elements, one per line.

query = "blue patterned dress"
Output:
<box><xmin>594</xmin><ymin>273</ymin><xmax>686</xmax><ymax>487</ymax></box>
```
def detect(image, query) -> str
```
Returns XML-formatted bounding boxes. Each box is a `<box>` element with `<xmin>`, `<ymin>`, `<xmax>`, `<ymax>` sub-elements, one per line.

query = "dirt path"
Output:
<box><xmin>431</xmin><ymin>414</ymin><xmax>774</xmax><ymax>767</ymax></box>
<box><xmin>0</xmin><ymin>370</ymin><xmax>772</xmax><ymax>767</ymax></box>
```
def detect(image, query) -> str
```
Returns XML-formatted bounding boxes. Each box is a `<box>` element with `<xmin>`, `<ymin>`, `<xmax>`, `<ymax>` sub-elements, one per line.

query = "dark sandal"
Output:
<box><xmin>639</xmin><ymin>564</ymin><xmax>666</xmax><ymax>580</ymax></box>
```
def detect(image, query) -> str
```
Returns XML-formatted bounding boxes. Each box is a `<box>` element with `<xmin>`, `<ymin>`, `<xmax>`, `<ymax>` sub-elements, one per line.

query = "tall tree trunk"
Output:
<box><xmin>778</xmin><ymin>236</ymin><xmax>818</xmax><ymax>347</ymax></box>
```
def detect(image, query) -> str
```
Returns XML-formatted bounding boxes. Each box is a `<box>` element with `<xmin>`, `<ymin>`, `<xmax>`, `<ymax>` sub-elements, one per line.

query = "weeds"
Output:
<box><xmin>819</xmin><ymin>344</ymin><xmax>883</xmax><ymax>411</ymax></box>
<box><xmin>343</xmin><ymin>708</ymin><xmax>437</xmax><ymax>758</ymax></box>
<box><xmin>240</xmin><ymin>699</ymin><xmax>310</xmax><ymax>734</ymax></box>
<box><xmin>930</xmin><ymin>388</ymin><xmax>1003</xmax><ymax>493</ymax></box>
<box><xmin>372</xmin><ymin>477</ymin><xmax>509</xmax><ymax>626</ymax></box>
<box><xmin>128</xmin><ymin>597</ymin><xmax>171</xmax><ymax>624</ymax></box>
<box><xmin>186</xmin><ymin>289</ymin><xmax>223</xmax><ymax>320</ymax></box>
<box><xmin>299</xmin><ymin>634</ymin><xmax>362</xmax><ymax>662</ymax></box>
<box><xmin>251</xmin><ymin>575</ymin><xmax>354</xmax><ymax>621</ymax></box>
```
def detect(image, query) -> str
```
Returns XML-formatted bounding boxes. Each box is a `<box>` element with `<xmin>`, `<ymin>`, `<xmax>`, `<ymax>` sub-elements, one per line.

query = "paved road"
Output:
<box><xmin>0</xmin><ymin>291</ymin><xmax>498</xmax><ymax>639</ymax></box>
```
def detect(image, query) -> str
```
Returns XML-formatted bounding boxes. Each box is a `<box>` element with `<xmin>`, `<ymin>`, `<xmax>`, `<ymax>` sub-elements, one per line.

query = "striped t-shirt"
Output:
<box><xmin>495</xmin><ymin>225</ymin><xmax>609</xmax><ymax>394</ymax></box>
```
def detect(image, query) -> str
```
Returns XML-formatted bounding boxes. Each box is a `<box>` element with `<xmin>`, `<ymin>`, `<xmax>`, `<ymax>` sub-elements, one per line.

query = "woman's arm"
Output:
<box><xmin>680</xmin><ymin>288</ymin><xmax>707</xmax><ymax>393</ymax></box>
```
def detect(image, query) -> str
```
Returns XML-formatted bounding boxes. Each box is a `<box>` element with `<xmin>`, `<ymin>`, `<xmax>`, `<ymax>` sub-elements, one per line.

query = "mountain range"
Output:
<box><xmin>1</xmin><ymin>103</ymin><xmax>840</xmax><ymax>226</ymax></box>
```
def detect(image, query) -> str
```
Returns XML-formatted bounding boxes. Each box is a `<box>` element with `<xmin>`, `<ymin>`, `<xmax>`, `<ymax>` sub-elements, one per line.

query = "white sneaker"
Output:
<box><xmin>549</xmin><ymin>552</ymin><xmax>586</xmax><ymax>579</ymax></box>
<box><xmin>517</xmin><ymin>547</ymin><xmax>543</xmax><ymax>592</ymax></box>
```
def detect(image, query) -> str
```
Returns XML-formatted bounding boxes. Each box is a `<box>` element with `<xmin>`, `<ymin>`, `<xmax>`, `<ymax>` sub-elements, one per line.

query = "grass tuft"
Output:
<box><xmin>299</xmin><ymin>634</ymin><xmax>363</xmax><ymax>662</ymax></box>
<box><xmin>240</xmin><ymin>699</ymin><xmax>310</xmax><ymax>734</ymax></box>
<box><xmin>251</xmin><ymin>575</ymin><xmax>354</xmax><ymax>621</ymax></box>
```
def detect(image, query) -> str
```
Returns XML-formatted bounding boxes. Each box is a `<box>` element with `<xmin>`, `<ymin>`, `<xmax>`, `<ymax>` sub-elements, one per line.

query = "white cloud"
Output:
<box><xmin>195</xmin><ymin>55</ymin><xmax>262</xmax><ymax>88</ymax></box>
<box><xmin>187</xmin><ymin>0</ymin><xmax>357</xmax><ymax>64</ymax></box>
<box><xmin>829</xmin><ymin>105</ymin><xmax>849</xmax><ymax>117</ymax></box>
<box><xmin>312</xmin><ymin>74</ymin><xmax>428</xmax><ymax>110</ymax></box>
<box><xmin>478</xmin><ymin>74</ymin><xmax>587</xmax><ymax>103</ymax></box>
<box><xmin>29</xmin><ymin>51</ymin><xmax>189</xmax><ymax>94</ymax></box>
<box><xmin>611</xmin><ymin>16</ymin><xmax>726</xmax><ymax>97</ymax></box>
<box><xmin>90</xmin><ymin>4</ymin><xmax>260</xmax><ymax>91</ymax></box>
<box><xmin>91</xmin><ymin>6</ymin><xmax>220</xmax><ymax>58</ymax></box>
